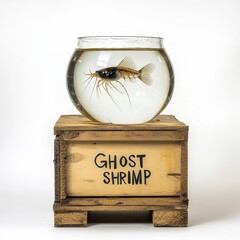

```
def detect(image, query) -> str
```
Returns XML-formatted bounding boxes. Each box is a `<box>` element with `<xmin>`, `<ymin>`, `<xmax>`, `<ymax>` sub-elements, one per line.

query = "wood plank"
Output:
<box><xmin>59</xmin><ymin>130</ymin><xmax>187</xmax><ymax>141</ymax></box>
<box><xmin>59</xmin><ymin>141</ymin><xmax>67</xmax><ymax>199</ymax></box>
<box><xmin>54</xmin><ymin>115</ymin><xmax>187</xmax><ymax>133</ymax></box>
<box><xmin>181</xmin><ymin>141</ymin><xmax>188</xmax><ymax>200</ymax></box>
<box><xmin>152</xmin><ymin>209</ymin><xmax>188</xmax><ymax>227</ymax></box>
<box><xmin>54</xmin><ymin>202</ymin><xmax>187</xmax><ymax>212</ymax></box>
<box><xmin>62</xmin><ymin>197</ymin><xmax>186</xmax><ymax>206</ymax></box>
<box><xmin>66</xmin><ymin>142</ymin><xmax>181</xmax><ymax>197</ymax></box>
<box><xmin>54</xmin><ymin>211</ymin><xmax>87</xmax><ymax>227</ymax></box>
<box><xmin>54</xmin><ymin>138</ymin><xmax>60</xmax><ymax>202</ymax></box>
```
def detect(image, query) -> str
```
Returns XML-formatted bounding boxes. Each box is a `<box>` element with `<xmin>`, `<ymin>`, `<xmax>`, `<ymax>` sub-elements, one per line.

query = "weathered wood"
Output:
<box><xmin>54</xmin><ymin>202</ymin><xmax>187</xmax><ymax>212</ymax></box>
<box><xmin>54</xmin><ymin>201</ymin><xmax>187</xmax><ymax>227</ymax></box>
<box><xmin>53</xmin><ymin>115</ymin><xmax>189</xmax><ymax>227</ymax></box>
<box><xmin>59</xmin><ymin>130</ymin><xmax>186</xmax><ymax>141</ymax></box>
<box><xmin>54</xmin><ymin>115</ymin><xmax>187</xmax><ymax>133</ymax></box>
<box><xmin>181</xmin><ymin>140</ymin><xmax>188</xmax><ymax>200</ymax></box>
<box><xmin>59</xmin><ymin>141</ymin><xmax>67</xmax><ymax>200</ymax></box>
<box><xmin>62</xmin><ymin>197</ymin><xmax>184</xmax><ymax>206</ymax></box>
<box><xmin>55</xmin><ymin>211</ymin><xmax>87</xmax><ymax>227</ymax></box>
<box><xmin>66</xmin><ymin>142</ymin><xmax>181</xmax><ymax>197</ymax></box>
<box><xmin>152</xmin><ymin>209</ymin><xmax>188</xmax><ymax>227</ymax></box>
<box><xmin>54</xmin><ymin>137</ymin><xmax>60</xmax><ymax>202</ymax></box>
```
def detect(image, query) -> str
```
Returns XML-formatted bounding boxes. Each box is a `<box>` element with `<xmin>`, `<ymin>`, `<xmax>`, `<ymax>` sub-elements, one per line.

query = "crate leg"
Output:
<box><xmin>54</xmin><ymin>211</ymin><xmax>88</xmax><ymax>227</ymax></box>
<box><xmin>152</xmin><ymin>209</ymin><xmax>188</xmax><ymax>227</ymax></box>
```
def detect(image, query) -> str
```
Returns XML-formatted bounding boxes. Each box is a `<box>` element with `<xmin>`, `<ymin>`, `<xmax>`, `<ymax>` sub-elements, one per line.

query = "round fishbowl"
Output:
<box><xmin>67</xmin><ymin>36</ymin><xmax>174</xmax><ymax>124</ymax></box>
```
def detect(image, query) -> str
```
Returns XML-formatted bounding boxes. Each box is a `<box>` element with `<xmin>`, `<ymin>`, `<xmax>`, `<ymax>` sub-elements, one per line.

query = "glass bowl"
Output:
<box><xmin>67</xmin><ymin>36</ymin><xmax>174</xmax><ymax>124</ymax></box>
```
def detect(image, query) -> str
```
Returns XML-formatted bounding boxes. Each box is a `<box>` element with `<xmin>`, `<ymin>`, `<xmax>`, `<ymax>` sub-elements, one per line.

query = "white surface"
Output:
<box><xmin>0</xmin><ymin>0</ymin><xmax>240</xmax><ymax>239</ymax></box>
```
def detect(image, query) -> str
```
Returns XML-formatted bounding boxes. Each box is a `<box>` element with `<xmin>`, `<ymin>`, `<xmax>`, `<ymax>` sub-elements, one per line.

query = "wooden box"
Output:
<box><xmin>53</xmin><ymin>115</ymin><xmax>188</xmax><ymax>227</ymax></box>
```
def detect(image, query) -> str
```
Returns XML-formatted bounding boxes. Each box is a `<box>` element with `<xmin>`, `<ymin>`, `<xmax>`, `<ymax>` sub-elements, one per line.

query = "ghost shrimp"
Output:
<box><xmin>81</xmin><ymin>56</ymin><xmax>155</xmax><ymax>109</ymax></box>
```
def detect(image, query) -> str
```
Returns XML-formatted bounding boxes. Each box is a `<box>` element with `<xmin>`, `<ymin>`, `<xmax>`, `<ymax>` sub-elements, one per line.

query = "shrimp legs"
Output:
<box><xmin>81</xmin><ymin>73</ymin><xmax>132</xmax><ymax>110</ymax></box>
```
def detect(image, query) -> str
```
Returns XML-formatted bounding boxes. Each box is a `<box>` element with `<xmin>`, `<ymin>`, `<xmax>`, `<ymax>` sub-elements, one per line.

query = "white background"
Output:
<box><xmin>1</xmin><ymin>0</ymin><xmax>240</xmax><ymax>239</ymax></box>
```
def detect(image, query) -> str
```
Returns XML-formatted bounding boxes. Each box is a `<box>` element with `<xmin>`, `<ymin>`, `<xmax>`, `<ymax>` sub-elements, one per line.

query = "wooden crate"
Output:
<box><xmin>53</xmin><ymin>115</ymin><xmax>188</xmax><ymax>227</ymax></box>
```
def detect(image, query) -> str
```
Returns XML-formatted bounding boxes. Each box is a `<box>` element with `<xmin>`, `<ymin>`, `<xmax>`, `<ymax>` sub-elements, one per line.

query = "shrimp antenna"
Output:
<box><xmin>89</xmin><ymin>77</ymin><xmax>98</xmax><ymax>103</ymax></box>
<box><xmin>80</xmin><ymin>75</ymin><xmax>93</xmax><ymax>96</ymax></box>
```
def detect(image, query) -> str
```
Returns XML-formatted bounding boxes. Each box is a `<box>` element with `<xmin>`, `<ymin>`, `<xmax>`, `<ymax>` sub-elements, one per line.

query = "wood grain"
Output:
<box><xmin>54</xmin><ymin>115</ymin><xmax>187</xmax><ymax>133</ymax></box>
<box><xmin>152</xmin><ymin>209</ymin><xmax>188</xmax><ymax>227</ymax></box>
<box><xmin>55</xmin><ymin>211</ymin><xmax>87</xmax><ymax>227</ymax></box>
<box><xmin>59</xmin><ymin>141</ymin><xmax>67</xmax><ymax>199</ymax></box>
<box><xmin>54</xmin><ymin>138</ymin><xmax>60</xmax><ymax>202</ymax></box>
<box><xmin>60</xmin><ymin>130</ymin><xmax>186</xmax><ymax>141</ymax></box>
<box><xmin>181</xmin><ymin>140</ymin><xmax>188</xmax><ymax>200</ymax></box>
<box><xmin>53</xmin><ymin>114</ymin><xmax>189</xmax><ymax>227</ymax></box>
<box><xmin>66</xmin><ymin>142</ymin><xmax>181</xmax><ymax>197</ymax></box>
<box><xmin>54</xmin><ymin>202</ymin><xmax>188</xmax><ymax>212</ymax></box>
<box><xmin>61</xmin><ymin>197</ymin><xmax>186</xmax><ymax>206</ymax></box>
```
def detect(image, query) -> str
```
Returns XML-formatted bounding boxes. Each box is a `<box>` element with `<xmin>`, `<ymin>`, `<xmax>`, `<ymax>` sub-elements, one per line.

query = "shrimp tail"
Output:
<box><xmin>139</xmin><ymin>63</ymin><xmax>155</xmax><ymax>86</ymax></box>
